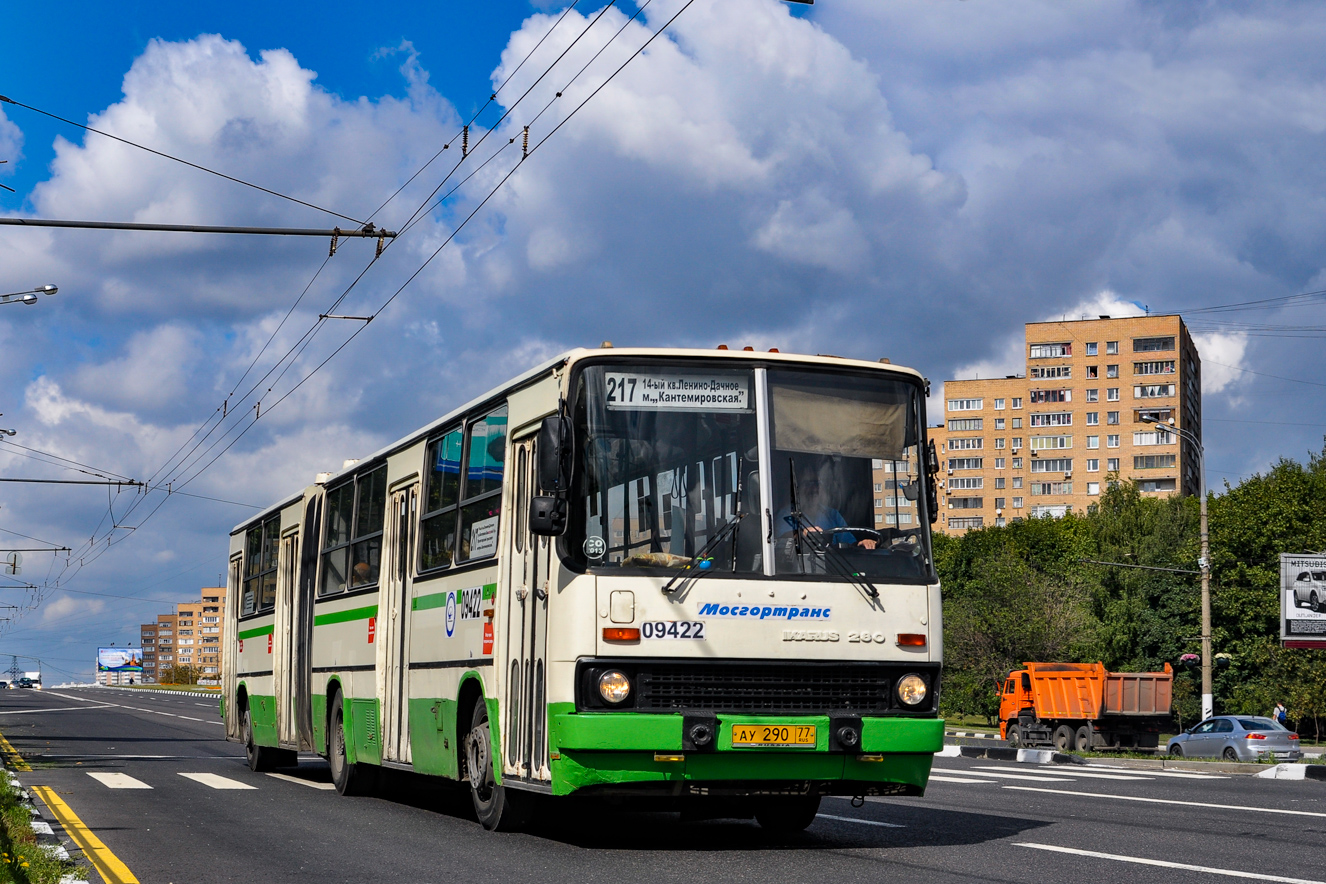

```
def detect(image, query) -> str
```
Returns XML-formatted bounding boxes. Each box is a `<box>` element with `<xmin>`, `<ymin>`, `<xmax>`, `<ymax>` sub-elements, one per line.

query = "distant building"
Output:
<box><xmin>139</xmin><ymin>587</ymin><xmax>225</xmax><ymax>684</ymax></box>
<box><xmin>930</xmin><ymin>314</ymin><xmax>1201</xmax><ymax>534</ymax></box>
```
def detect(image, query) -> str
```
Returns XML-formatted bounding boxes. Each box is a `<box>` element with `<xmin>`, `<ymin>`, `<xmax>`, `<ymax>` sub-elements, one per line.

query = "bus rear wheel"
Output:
<box><xmin>243</xmin><ymin>705</ymin><xmax>280</xmax><ymax>772</ymax></box>
<box><xmin>329</xmin><ymin>693</ymin><xmax>374</xmax><ymax>796</ymax></box>
<box><xmin>755</xmin><ymin>796</ymin><xmax>821</xmax><ymax>834</ymax></box>
<box><xmin>464</xmin><ymin>701</ymin><xmax>531</xmax><ymax>831</ymax></box>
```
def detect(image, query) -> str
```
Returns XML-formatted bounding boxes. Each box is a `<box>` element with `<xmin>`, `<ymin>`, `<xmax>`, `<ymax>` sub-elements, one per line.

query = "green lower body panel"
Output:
<box><xmin>246</xmin><ymin>694</ymin><xmax>278</xmax><ymax>748</ymax></box>
<box><xmin>408</xmin><ymin>698</ymin><xmax>459</xmax><ymax>778</ymax></box>
<box><xmin>547</xmin><ymin>709</ymin><xmax>943</xmax><ymax>797</ymax></box>
<box><xmin>348</xmin><ymin>698</ymin><xmax>381</xmax><ymax>766</ymax></box>
<box><xmin>311</xmin><ymin>694</ymin><xmax>327</xmax><ymax>756</ymax></box>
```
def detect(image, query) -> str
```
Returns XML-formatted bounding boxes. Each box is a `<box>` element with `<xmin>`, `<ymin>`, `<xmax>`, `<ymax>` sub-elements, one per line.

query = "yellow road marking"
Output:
<box><xmin>31</xmin><ymin>786</ymin><xmax>139</xmax><ymax>884</ymax></box>
<box><xmin>0</xmin><ymin>730</ymin><xmax>29</xmax><ymax>771</ymax></box>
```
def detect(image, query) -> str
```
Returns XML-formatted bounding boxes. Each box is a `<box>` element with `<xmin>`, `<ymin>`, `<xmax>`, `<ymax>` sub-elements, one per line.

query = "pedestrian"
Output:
<box><xmin>1273</xmin><ymin>701</ymin><xmax>1288</xmax><ymax>726</ymax></box>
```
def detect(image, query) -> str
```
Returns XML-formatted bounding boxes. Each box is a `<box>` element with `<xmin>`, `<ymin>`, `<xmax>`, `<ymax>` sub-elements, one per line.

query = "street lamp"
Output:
<box><xmin>0</xmin><ymin>285</ymin><xmax>57</xmax><ymax>306</ymax></box>
<box><xmin>1142</xmin><ymin>413</ymin><xmax>1212</xmax><ymax>720</ymax></box>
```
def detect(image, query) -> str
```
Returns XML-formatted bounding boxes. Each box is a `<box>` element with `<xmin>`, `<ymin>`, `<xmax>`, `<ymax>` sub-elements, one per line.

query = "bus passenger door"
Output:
<box><xmin>503</xmin><ymin>437</ymin><xmax>551</xmax><ymax>783</ymax></box>
<box><xmin>274</xmin><ymin>530</ymin><xmax>299</xmax><ymax>747</ymax></box>
<box><xmin>294</xmin><ymin>496</ymin><xmax>320</xmax><ymax>750</ymax></box>
<box><xmin>223</xmin><ymin>555</ymin><xmax>243</xmax><ymax>741</ymax></box>
<box><xmin>378</xmin><ymin>482</ymin><xmax>418</xmax><ymax>764</ymax></box>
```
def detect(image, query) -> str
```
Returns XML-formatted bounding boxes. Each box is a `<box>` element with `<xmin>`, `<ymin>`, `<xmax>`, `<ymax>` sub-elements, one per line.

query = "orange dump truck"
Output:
<box><xmin>998</xmin><ymin>662</ymin><xmax>1174</xmax><ymax>752</ymax></box>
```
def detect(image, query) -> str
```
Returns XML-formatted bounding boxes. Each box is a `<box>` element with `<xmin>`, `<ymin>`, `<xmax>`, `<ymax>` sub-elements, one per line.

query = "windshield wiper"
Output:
<box><xmin>661</xmin><ymin>513</ymin><xmax>745</xmax><ymax>595</ymax></box>
<box><xmin>786</xmin><ymin>457</ymin><xmax>879</xmax><ymax>601</ymax></box>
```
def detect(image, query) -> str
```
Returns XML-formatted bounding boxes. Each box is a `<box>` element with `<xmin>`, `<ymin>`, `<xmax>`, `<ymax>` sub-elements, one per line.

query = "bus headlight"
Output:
<box><xmin>598</xmin><ymin>670</ymin><xmax>632</xmax><ymax>704</ymax></box>
<box><xmin>897</xmin><ymin>674</ymin><xmax>927</xmax><ymax>706</ymax></box>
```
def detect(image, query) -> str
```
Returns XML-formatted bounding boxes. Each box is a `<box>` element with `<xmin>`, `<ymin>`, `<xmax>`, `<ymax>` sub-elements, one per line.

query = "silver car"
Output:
<box><xmin>1292</xmin><ymin>570</ymin><xmax>1326</xmax><ymax>612</ymax></box>
<box><xmin>1167</xmin><ymin>715</ymin><xmax>1302</xmax><ymax>762</ymax></box>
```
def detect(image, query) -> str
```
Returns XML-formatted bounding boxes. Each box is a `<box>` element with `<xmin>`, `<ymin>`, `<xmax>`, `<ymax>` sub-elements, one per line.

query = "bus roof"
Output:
<box><xmin>232</xmin><ymin>347</ymin><xmax>926</xmax><ymax>534</ymax></box>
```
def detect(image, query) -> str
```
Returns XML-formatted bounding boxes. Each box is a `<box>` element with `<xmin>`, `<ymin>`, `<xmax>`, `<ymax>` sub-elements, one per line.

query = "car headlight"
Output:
<box><xmin>897</xmin><ymin>673</ymin><xmax>927</xmax><ymax>706</ymax></box>
<box><xmin>598</xmin><ymin>670</ymin><xmax>632</xmax><ymax>704</ymax></box>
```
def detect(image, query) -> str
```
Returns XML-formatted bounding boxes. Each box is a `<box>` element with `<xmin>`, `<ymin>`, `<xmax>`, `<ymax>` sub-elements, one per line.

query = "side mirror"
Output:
<box><xmin>529</xmin><ymin>495</ymin><xmax>567</xmax><ymax>536</ymax></box>
<box><xmin>924</xmin><ymin>438</ymin><xmax>940</xmax><ymax>524</ymax></box>
<box><xmin>537</xmin><ymin>414</ymin><xmax>572</xmax><ymax>493</ymax></box>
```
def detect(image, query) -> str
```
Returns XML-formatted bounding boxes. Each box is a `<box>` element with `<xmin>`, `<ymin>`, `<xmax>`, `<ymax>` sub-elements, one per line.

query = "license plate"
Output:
<box><xmin>731</xmin><ymin>724</ymin><xmax>817</xmax><ymax>748</ymax></box>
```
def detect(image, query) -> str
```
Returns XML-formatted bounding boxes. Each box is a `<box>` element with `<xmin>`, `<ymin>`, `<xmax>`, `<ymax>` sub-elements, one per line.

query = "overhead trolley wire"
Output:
<box><xmin>0</xmin><ymin>94</ymin><xmax>365</xmax><ymax>225</ymax></box>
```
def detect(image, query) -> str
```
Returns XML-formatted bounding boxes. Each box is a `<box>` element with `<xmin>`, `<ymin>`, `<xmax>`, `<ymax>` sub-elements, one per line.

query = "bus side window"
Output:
<box><xmin>457</xmin><ymin>405</ymin><xmax>508</xmax><ymax>563</ymax></box>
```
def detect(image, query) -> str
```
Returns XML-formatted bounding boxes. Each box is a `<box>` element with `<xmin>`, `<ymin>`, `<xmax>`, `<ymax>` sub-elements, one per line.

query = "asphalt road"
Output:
<box><xmin>2</xmin><ymin>687</ymin><xmax>1325</xmax><ymax>884</ymax></box>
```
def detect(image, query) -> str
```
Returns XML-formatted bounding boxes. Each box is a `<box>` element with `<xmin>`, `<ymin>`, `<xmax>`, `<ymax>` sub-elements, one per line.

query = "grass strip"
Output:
<box><xmin>0</xmin><ymin>776</ymin><xmax>82</xmax><ymax>884</ymax></box>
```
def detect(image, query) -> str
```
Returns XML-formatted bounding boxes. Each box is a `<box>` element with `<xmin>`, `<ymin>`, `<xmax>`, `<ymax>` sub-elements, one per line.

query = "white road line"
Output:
<box><xmin>179</xmin><ymin>716</ymin><xmax>206</xmax><ymax>722</ymax></box>
<box><xmin>1004</xmin><ymin>786</ymin><xmax>1326</xmax><ymax>819</ymax></box>
<box><xmin>265</xmin><ymin>772</ymin><xmax>336</xmax><ymax>791</ymax></box>
<box><xmin>0</xmin><ymin>705</ymin><xmax>114</xmax><ymax>715</ymax></box>
<box><xmin>194</xmin><ymin>703</ymin><xmax>212</xmax><ymax>707</ymax></box>
<box><xmin>1016</xmin><ymin>843</ymin><xmax>1326</xmax><ymax>884</ymax></box>
<box><xmin>1075</xmin><ymin>765</ymin><xmax>1227</xmax><ymax>780</ymax></box>
<box><xmin>932</xmin><ymin>769</ymin><xmax>1075</xmax><ymax>783</ymax></box>
<box><xmin>928</xmin><ymin>775</ymin><xmax>999</xmax><ymax>784</ymax></box>
<box><xmin>817</xmin><ymin>813</ymin><xmax>905</xmax><ymax>828</ymax></box>
<box><xmin>974</xmin><ymin>766</ymin><xmax>1150</xmax><ymax>781</ymax></box>
<box><xmin>86</xmin><ymin>772</ymin><xmax>152</xmax><ymax>790</ymax></box>
<box><xmin>178</xmin><ymin>772</ymin><xmax>256</xmax><ymax>790</ymax></box>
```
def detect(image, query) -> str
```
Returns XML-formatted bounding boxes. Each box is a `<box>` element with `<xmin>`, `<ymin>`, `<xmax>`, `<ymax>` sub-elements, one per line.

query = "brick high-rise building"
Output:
<box><xmin>930</xmin><ymin>314</ymin><xmax>1201</xmax><ymax>534</ymax></box>
<box><xmin>138</xmin><ymin>587</ymin><xmax>225</xmax><ymax>684</ymax></box>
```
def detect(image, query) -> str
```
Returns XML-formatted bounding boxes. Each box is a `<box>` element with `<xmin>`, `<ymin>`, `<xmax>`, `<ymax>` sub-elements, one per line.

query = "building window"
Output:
<box><xmin>949</xmin><ymin>497</ymin><xmax>984</xmax><ymax>509</ymax></box>
<box><xmin>1012</xmin><ymin>477</ymin><xmax>1023</xmax><ymax>489</ymax></box>
<box><xmin>1031</xmin><ymin>366</ymin><xmax>1072</xmax><ymax>379</ymax></box>
<box><xmin>1133</xmin><ymin>430</ymin><xmax>1175</xmax><ymax>446</ymax></box>
<box><xmin>1135</xmin><ymin>360</ymin><xmax>1175</xmax><ymax>375</ymax></box>
<box><xmin>1087</xmin><ymin>458</ymin><xmax>1100</xmax><ymax>472</ymax></box>
<box><xmin>1107</xmin><ymin>435</ymin><xmax>1120</xmax><ymax>448</ymax></box>
<box><xmin>1030</xmin><ymin>458</ymin><xmax>1073</xmax><ymax>473</ymax></box>
<box><xmin>948</xmin><ymin>458</ymin><xmax>984</xmax><ymax>471</ymax></box>
<box><xmin>1011</xmin><ymin>418</ymin><xmax>1022</xmax><ymax>429</ymax></box>
<box><xmin>949</xmin><ymin>437</ymin><xmax>984</xmax><ymax>450</ymax></box>
<box><xmin>995</xmin><ymin>438</ymin><xmax>1006</xmax><ymax>449</ymax></box>
<box><xmin>1087</xmin><ymin>436</ymin><xmax>1099</xmax><ymax>449</ymax></box>
<box><xmin>1107</xmin><ymin>411</ymin><xmax>1120</xmax><ymax>424</ymax></box>
<box><xmin>994</xmin><ymin>457</ymin><xmax>1006</xmax><ymax>469</ymax></box>
<box><xmin>242</xmin><ymin>514</ymin><xmax>280</xmax><ymax>616</ymax></box>
<box><xmin>1107</xmin><ymin>458</ymin><xmax>1120</xmax><ymax>471</ymax></box>
<box><xmin>1134</xmin><ymin>383</ymin><xmax>1175</xmax><ymax>399</ymax></box>
<box><xmin>994</xmin><ymin>497</ymin><xmax>1006</xmax><ymax>509</ymax></box>
<box><xmin>1030</xmin><ymin>435</ymin><xmax>1072</xmax><ymax>450</ymax></box>
<box><xmin>321</xmin><ymin>464</ymin><xmax>388</xmax><ymax>595</ymax></box>
<box><xmin>948</xmin><ymin>418</ymin><xmax>983</xmax><ymax>431</ymax></box>
<box><xmin>1106</xmin><ymin>388</ymin><xmax>1119</xmax><ymax>401</ymax></box>
<box><xmin>1133</xmin><ymin>336</ymin><xmax>1175</xmax><ymax>352</ymax></box>
<box><xmin>1088</xmin><ymin>482</ymin><xmax>1101</xmax><ymax>495</ymax></box>
<box><xmin>994</xmin><ymin>398</ymin><xmax>1005</xmax><ymax>410</ymax></box>
<box><xmin>994</xmin><ymin>418</ymin><xmax>1005</xmax><ymax>430</ymax></box>
<box><xmin>1107</xmin><ymin>364</ymin><xmax>1119</xmax><ymax>378</ymax></box>
<box><xmin>1012</xmin><ymin>457</ymin><xmax>1023</xmax><ymax>469</ymax></box>
<box><xmin>1030</xmin><ymin>389</ymin><xmax>1071</xmax><ymax>404</ymax></box>
<box><xmin>874</xmin><ymin>483</ymin><xmax>882</xmax><ymax>492</ymax></box>
<box><xmin>1134</xmin><ymin>454</ymin><xmax>1177</xmax><ymax>469</ymax></box>
<box><xmin>1106</xmin><ymin>341</ymin><xmax>1119</xmax><ymax>355</ymax></box>
<box><xmin>1139</xmin><ymin>478</ymin><xmax>1177</xmax><ymax>493</ymax></box>
<box><xmin>1086</xmin><ymin>412</ymin><xmax>1099</xmax><ymax>426</ymax></box>
<box><xmin>1086</xmin><ymin>342</ymin><xmax>1098</xmax><ymax>356</ymax></box>
<box><xmin>948</xmin><ymin>517</ymin><xmax>984</xmax><ymax>530</ymax></box>
<box><xmin>1012</xmin><ymin>398</ymin><xmax>1023</xmax><ymax>409</ymax></box>
<box><xmin>1029</xmin><ymin>343</ymin><xmax>1072</xmax><ymax>359</ymax></box>
<box><xmin>1012</xmin><ymin>497</ymin><xmax>1024</xmax><ymax>508</ymax></box>
<box><xmin>1029</xmin><ymin>412</ymin><xmax>1072</xmax><ymax>427</ymax></box>
<box><xmin>1086</xmin><ymin>389</ymin><xmax>1099</xmax><ymax>402</ymax></box>
<box><xmin>995</xmin><ymin>477</ymin><xmax>1006</xmax><ymax>489</ymax></box>
<box><xmin>948</xmin><ymin>477</ymin><xmax>983</xmax><ymax>490</ymax></box>
<box><xmin>1030</xmin><ymin>481</ymin><xmax>1073</xmax><ymax>496</ymax></box>
<box><xmin>995</xmin><ymin>517</ymin><xmax>1006</xmax><ymax>527</ymax></box>
<box><xmin>1012</xmin><ymin>437</ymin><xmax>1023</xmax><ymax>449</ymax></box>
<box><xmin>948</xmin><ymin>398</ymin><xmax>984</xmax><ymax>411</ymax></box>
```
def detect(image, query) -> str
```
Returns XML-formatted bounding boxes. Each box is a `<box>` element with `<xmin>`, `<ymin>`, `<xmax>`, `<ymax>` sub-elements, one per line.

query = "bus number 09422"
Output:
<box><xmin>641</xmin><ymin>620</ymin><xmax>705</xmax><ymax>640</ymax></box>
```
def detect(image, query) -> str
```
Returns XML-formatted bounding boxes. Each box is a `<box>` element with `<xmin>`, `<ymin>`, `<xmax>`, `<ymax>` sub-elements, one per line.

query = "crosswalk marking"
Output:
<box><xmin>265</xmin><ymin>772</ymin><xmax>336</xmax><ymax>791</ymax></box>
<box><xmin>931</xmin><ymin>768</ymin><xmax>1075</xmax><ymax>783</ymax></box>
<box><xmin>928</xmin><ymin>774</ymin><xmax>999</xmax><ymax>784</ymax></box>
<box><xmin>1074</xmin><ymin>764</ymin><xmax>1227</xmax><ymax>780</ymax></box>
<box><xmin>87</xmin><ymin>772</ymin><xmax>152</xmax><ymax>789</ymax></box>
<box><xmin>178</xmin><ymin>772</ymin><xmax>256</xmax><ymax>790</ymax></box>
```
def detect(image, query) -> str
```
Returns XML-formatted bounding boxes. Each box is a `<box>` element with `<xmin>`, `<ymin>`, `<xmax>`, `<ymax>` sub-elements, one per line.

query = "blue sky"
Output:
<box><xmin>1</xmin><ymin>0</ymin><xmax>1324</xmax><ymax>678</ymax></box>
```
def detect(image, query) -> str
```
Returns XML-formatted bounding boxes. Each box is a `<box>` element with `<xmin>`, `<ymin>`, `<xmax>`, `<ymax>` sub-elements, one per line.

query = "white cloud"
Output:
<box><xmin>1192</xmin><ymin>331</ymin><xmax>1249</xmax><ymax>396</ymax></box>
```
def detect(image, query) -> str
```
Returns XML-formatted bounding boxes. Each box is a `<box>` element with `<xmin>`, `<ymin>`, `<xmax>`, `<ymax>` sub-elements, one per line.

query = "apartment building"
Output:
<box><xmin>931</xmin><ymin>314</ymin><xmax>1201</xmax><ymax>535</ymax></box>
<box><xmin>138</xmin><ymin>587</ymin><xmax>225</xmax><ymax>684</ymax></box>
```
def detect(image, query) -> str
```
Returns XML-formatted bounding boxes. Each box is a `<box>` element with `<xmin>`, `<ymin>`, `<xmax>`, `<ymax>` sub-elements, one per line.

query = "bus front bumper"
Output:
<box><xmin>547</xmin><ymin>712</ymin><xmax>943</xmax><ymax>797</ymax></box>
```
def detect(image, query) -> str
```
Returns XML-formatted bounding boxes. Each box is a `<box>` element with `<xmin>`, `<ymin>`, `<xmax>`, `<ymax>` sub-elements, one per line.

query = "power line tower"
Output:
<box><xmin>7</xmin><ymin>656</ymin><xmax>22</xmax><ymax>683</ymax></box>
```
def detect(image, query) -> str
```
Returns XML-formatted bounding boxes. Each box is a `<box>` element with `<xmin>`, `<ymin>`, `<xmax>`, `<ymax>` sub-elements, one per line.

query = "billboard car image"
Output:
<box><xmin>97</xmin><ymin>647</ymin><xmax>144</xmax><ymax>672</ymax></box>
<box><xmin>1281</xmin><ymin>554</ymin><xmax>1326</xmax><ymax>648</ymax></box>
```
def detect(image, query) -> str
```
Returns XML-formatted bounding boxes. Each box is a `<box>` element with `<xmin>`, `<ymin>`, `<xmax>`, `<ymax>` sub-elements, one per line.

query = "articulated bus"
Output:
<box><xmin>222</xmin><ymin>347</ymin><xmax>944</xmax><ymax>832</ymax></box>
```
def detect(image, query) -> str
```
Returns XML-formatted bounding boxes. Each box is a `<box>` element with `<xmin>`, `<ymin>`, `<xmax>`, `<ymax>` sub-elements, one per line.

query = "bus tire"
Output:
<box><xmin>464</xmin><ymin>700</ymin><xmax>531</xmax><ymax>831</ymax></box>
<box><xmin>329</xmin><ymin>693</ymin><xmax>374</xmax><ymax>796</ymax></box>
<box><xmin>242</xmin><ymin>704</ymin><xmax>279</xmax><ymax>772</ymax></box>
<box><xmin>755</xmin><ymin>796</ymin><xmax>821</xmax><ymax>834</ymax></box>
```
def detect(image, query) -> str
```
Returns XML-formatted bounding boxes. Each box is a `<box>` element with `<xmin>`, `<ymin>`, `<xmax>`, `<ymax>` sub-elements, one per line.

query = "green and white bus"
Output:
<box><xmin>222</xmin><ymin>346</ymin><xmax>944</xmax><ymax>831</ymax></box>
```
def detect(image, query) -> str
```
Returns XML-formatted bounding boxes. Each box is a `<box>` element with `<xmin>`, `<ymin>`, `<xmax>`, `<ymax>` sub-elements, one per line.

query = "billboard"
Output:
<box><xmin>1280</xmin><ymin>554</ymin><xmax>1326</xmax><ymax>648</ymax></box>
<box><xmin>97</xmin><ymin>647</ymin><xmax>144</xmax><ymax>672</ymax></box>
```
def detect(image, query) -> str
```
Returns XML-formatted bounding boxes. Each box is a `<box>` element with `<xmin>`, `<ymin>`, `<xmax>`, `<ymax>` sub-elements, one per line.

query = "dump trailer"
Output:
<box><xmin>998</xmin><ymin>662</ymin><xmax>1173</xmax><ymax>751</ymax></box>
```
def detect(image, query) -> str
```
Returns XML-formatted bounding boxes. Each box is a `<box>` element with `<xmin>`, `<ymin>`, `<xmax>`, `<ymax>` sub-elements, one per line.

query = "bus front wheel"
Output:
<box><xmin>464</xmin><ymin>701</ymin><xmax>531</xmax><ymax>831</ymax></box>
<box><xmin>754</xmin><ymin>796</ymin><xmax>821</xmax><ymax>834</ymax></box>
<box><xmin>243</xmin><ymin>705</ymin><xmax>280</xmax><ymax>772</ymax></box>
<box><xmin>329</xmin><ymin>693</ymin><xmax>374</xmax><ymax>796</ymax></box>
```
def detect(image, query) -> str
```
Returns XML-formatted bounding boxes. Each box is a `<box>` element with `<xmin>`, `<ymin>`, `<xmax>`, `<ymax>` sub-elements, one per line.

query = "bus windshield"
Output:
<box><xmin>568</xmin><ymin>362</ymin><xmax>932</xmax><ymax>581</ymax></box>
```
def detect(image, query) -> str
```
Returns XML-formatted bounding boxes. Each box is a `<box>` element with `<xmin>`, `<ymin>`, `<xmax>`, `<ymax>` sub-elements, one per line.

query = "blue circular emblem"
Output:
<box><xmin>445</xmin><ymin>592</ymin><xmax>457</xmax><ymax>637</ymax></box>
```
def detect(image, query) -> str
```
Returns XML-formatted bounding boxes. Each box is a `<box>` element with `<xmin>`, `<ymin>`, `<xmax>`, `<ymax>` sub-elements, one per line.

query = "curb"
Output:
<box><xmin>2</xmin><ymin>765</ymin><xmax>90</xmax><ymax>882</ymax></box>
<box><xmin>944</xmin><ymin>730</ymin><xmax>1001</xmax><ymax>740</ymax></box>
<box><xmin>1256</xmin><ymin>763</ymin><xmax>1326</xmax><ymax>781</ymax></box>
<box><xmin>88</xmin><ymin>685</ymin><xmax>220</xmax><ymax>699</ymax></box>
<box><xmin>937</xmin><ymin>745</ymin><xmax>1083</xmax><ymax>765</ymax></box>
